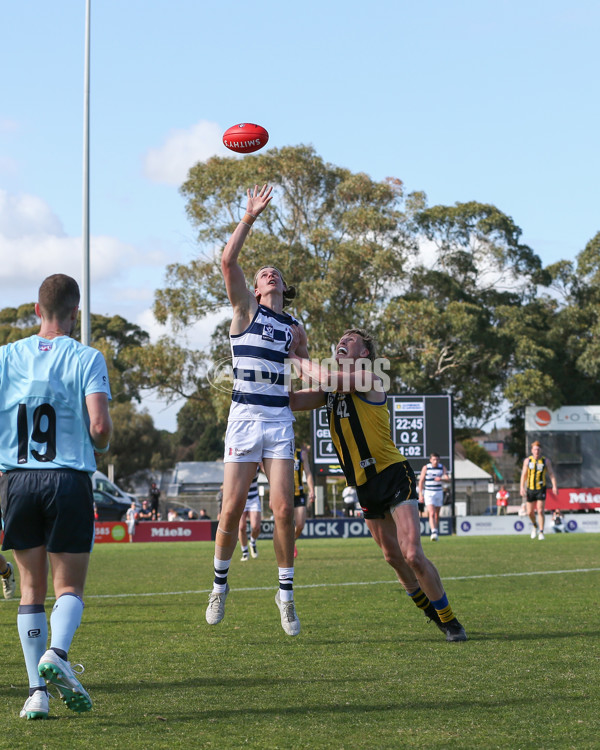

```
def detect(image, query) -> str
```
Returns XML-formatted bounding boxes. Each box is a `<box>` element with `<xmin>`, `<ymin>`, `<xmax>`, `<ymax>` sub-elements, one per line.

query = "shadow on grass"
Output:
<box><xmin>87</xmin><ymin>692</ymin><xmax>591</xmax><ymax>728</ymax></box>
<box><xmin>465</xmin><ymin>629</ymin><xmax>600</xmax><ymax>642</ymax></box>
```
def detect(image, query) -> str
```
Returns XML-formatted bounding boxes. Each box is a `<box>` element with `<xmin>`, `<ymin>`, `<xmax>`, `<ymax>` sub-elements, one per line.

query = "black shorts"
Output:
<box><xmin>526</xmin><ymin>489</ymin><xmax>547</xmax><ymax>503</ymax></box>
<box><xmin>1</xmin><ymin>469</ymin><xmax>94</xmax><ymax>553</ymax></box>
<box><xmin>356</xmin><ymin>461</ymin><xmax>418</xmax><ymax>520</ymax></box>
<box><xmin>294</xmin><ymin>492</ymin><xmax>306</xmax><ymax>509</ymax></box>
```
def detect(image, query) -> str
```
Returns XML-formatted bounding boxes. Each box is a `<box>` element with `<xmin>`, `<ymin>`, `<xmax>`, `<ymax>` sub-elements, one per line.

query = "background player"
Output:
<box><xmin>239</xmin><ymin>466</ymin><xmax>262</xmax><ymax>561</ymax></box>
<box><xmin>0</xmin><ymin>274</ymin><xmax>112</xmax><ymax>719</ymax></box>
<box><xmin>0</xmin><ymin>551</ymin><xmax>16</xmax><ymax>599</ymax></box>
<box><xmin>292</xmin><ymin>442</ymin><xmax>315</xmax><ymax>557</ymax></box>
<box><xmin>520</xmin><ymin>440</ymin><xmax>557</xmax><ymax>540</ymax></box>
<box><xmin>418</xmin><ymin>453</ymin><xmax>450</xmax><ymax>541</ymax></box>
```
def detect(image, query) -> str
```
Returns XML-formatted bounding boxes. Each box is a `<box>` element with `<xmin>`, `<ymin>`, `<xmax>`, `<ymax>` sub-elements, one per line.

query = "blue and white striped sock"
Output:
<box><xmin>213</xmin><ymin>556</ymin><xmax>231</xmax><ymax>593</ymax></box>
<box><xmin>278</xmin><ymin>567</ymin><xmax>294</xmax><ymax>602</ymax></box>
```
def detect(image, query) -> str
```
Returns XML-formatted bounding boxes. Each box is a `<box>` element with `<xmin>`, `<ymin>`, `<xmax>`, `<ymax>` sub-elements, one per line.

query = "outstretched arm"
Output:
<box><xmin>221</xmin><ymin>184</ymin><xmax>273</xmax><ymax>316</ymax></box>
<box><xmin>288</xmin><ymin>351</ymin><xmax>383</xmax><ymax>395</ymax></box>
<box><xmin>289</xmin><ymin>388</ymin><xmax>327</xmax><ymax>412</ymax></box>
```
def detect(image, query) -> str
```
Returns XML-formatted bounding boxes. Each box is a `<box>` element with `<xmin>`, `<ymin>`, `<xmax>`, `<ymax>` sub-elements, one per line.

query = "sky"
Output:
<box><xmin>1</xmin><ymin>1</ymin><xmax>598</xmax><ymax>431</ymax></box>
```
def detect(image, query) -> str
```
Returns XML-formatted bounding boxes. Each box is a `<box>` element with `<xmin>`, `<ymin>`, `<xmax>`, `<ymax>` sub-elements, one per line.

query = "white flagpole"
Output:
<box><xmin>81</xmin><ymin>0</ymin><xmax>91</xmax><ymax>345</ymax></box>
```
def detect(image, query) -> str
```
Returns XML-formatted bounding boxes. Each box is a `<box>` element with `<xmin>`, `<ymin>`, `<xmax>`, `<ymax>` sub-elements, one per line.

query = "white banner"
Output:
<box><xmin>456</xmin><ymin>514</ymin><xmax>600</xmax><ymax>536</ymax></box>
<box><xmin>526</xmin><ymin>405</ymin><xmax>600</xmax><ymax>432</ymax></box>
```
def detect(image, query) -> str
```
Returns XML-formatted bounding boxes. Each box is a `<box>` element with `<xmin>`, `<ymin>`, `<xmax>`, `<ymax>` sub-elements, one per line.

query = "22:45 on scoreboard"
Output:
<box><xmin>312</xmin><ymin>394</ymin><xmax>453</xmax><ymax>477</ymax></box>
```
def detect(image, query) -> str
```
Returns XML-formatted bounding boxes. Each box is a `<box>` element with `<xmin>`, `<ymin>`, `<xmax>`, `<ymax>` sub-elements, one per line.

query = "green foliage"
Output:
<box><xmin>155</xmin><ymin>145</ymin><xmax>593</xmax><ymax>436</ymax></box>
<box><xmin>95</xmin><ymin>401</ymin><xmax>174</xmax><ymax>484</ymax></box>
<box><xmin>175</xmin><ymin>391</ymin><xmax>224</xmax><ymax>461</ymax></box>
<box><xmin>0</xmin><ymin>303</ymin><xmax>39</xmax><ymax>344</ymax></box>
<box><xmin>89</xmin><ymin>313</ymin><xmax>150</xmax><ymax>403</ymax></box>
<box><xmin>460</xmin><ymin>437</ymin><xmax>495</xmax><ymax>476</ymax></box>
<box><xmin>160</xmin><ymin>146</ymin><xmax>414</xmax><ymax>358</ymax></box>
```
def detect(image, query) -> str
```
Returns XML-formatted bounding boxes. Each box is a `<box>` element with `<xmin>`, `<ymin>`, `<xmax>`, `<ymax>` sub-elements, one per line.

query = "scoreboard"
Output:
<box><xmin>312</xmin><ymin>394</ymin><xmax>453</xmax><ymax>476</ymax></box>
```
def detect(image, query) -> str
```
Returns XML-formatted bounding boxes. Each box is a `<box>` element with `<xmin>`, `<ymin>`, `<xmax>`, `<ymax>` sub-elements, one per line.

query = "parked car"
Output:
<box><xmin>93</xmin><ymin>489</ymin><xmax>131</xmax><ymax>522</ymax></box>
<box><xmin>92</xmin><ymin>471</ymin><xmax>137</xmax><ymax>504</ymax></box>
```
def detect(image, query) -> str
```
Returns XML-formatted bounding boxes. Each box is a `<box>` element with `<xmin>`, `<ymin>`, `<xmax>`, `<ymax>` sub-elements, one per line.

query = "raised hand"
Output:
<box><xmin>246</xmin><ymin>184</ymin><xmax>273</xmax><ymax>217</ymax></box>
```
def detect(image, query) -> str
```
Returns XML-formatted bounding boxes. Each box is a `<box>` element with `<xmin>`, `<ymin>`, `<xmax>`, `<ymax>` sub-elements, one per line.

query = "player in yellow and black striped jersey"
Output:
<box><xmin>519</xmin><ymin>440</ymin><xmax>558</xmax><ymax>541</ymax></box>
<box><xmin>289</xmin><ymin>328</ymin><xmax>467</xmax><ymax>642</ymax></box>
<box><xmin>292</xmin><ymin>444</ymin><xmax>315</xmax><ymax>558</ymax></box>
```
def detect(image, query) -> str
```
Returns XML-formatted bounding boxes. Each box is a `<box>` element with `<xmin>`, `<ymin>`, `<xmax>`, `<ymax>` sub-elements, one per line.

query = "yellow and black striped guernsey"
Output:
<box><xmin>326</xmin><ymin>391</ymin><xmax>406</xmax><ymax>486</ymax></box>
<box><xmin>526</xmin><ymin>455</ymin><xmax>548</xmax><ymax>490</ymax></box>
<box><xmin>293</xmin><ymin>447</ymin><xmax>304</xmax><ymax>497</ymax></box>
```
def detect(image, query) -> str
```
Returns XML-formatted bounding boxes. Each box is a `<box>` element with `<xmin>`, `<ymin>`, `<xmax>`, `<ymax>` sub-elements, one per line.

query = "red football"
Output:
<box><xmin>223</xmin><ymin>123</ymin><xmax>269</xmax><ymax>154</ymax></box>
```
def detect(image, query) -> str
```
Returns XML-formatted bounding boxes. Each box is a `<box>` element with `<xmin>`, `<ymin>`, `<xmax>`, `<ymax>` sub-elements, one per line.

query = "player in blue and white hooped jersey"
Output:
<box><xmin>205</xmin><ymin>184</ymin><xmax>309</xmax><ymax>637</ymax></box>
<box><xmin>418</xmin><ymin>453</ymin><xmax>450</xmax><ymax>541</ymax></box>
<box><xmin>0</xmin><ymin>275</ymin><xmax>112</xmax><ymax>719</ymax></box>
<box><xmin>238</xmin><ymin>467</ymin><xmax>262</xmax><ymax>561</ymax></box>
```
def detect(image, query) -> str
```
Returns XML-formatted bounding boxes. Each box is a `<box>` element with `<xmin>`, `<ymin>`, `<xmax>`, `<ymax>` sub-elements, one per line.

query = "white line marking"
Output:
<box><xmin>85</xmin><ymin>567</ymin><xmax>600</xmax><ymax>600</ymax></box>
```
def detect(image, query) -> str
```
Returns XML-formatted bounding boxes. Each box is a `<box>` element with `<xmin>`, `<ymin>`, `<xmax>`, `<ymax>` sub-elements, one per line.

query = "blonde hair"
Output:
<box><xmin>341</xmin><ymin>328</ymin><xmax>377</xmax><ymax>362</ymax></box>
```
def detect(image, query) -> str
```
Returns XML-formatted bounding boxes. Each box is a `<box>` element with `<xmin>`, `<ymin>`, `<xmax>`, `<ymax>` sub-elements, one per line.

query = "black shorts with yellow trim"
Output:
<box><xmin>356</xmin><ymin>460</ymin><xmax>418</xmax><ymax>520</ymax></box>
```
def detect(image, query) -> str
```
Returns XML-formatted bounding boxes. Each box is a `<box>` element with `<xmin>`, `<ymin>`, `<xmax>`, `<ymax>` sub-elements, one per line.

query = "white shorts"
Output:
<box><xmin>243</xmin><ymin>496</ymin><xmax>262</xmax><ymax>513</ymax></box>
<box><xmin>424</xmin><ymin>489</ymin><xmax>444</xmax><ymax>507</ymax></box>
<box><xmin>224</xmin><ymin>420</ymin><xmax>295</xmax><ymax>463</ymax></box>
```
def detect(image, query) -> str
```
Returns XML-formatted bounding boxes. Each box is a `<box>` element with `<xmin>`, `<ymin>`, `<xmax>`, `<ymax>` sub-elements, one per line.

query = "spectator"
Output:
<box><xmin>496</xmin><ymin>485</ymin><xmax>510</xmax><ymax>515</ymax></box>
<box><xmin>149</xmin><ymin>482</ymin><xmax>161</xmax><ymax>520</ymax></box>
<box><xmin>552</xmin><ymin>508</ymin><xmax>569</xmax><ymax>533</ymax></box>
<box><xmin>187</xmin><ymin>509</ymin><xmax>198</xmax><ymax>520</ymax></box>
<box><xmin>138</xmin><ymin>500</ymin><xmax>153</xmax><ymax>521</ymax></box>
<box><xmin>125</xmin><ymin>501</ymin><xmax>137</xmax><ymax>543</ymax></box>
<box><xmin>199</xmin><ymin>509</ymin><xmax>211</xmax><ymax>520</ymax></box>
<box><xmin>167</xmin><ymin>508</ymin><xmax>178</xmax><ymax>522</ymax></box>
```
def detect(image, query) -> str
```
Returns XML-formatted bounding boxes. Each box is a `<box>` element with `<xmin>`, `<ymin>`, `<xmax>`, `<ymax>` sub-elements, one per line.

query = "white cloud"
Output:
<box><xmin>0</xmin><ymin>188</ymin><xmax>159</xmax><ymax>307</ymax></box>
<box><xmin>0</xmin><ymin>189</ymin><xmax>63</xmax><ymax>239</ymax></box>
<box><xmin>135</xmin><ymin>307</ymin><xmax>229</xmax><ymax>433</ymax></box>
<box><xmin>135</xmin><ymin>306</ymin><xmax>228</xmax><ymax>352</ymax></box>
<box><xmin>143</xmin><ymin>120</ymin><xmax>231</xmax><ymax>186</ymax></box>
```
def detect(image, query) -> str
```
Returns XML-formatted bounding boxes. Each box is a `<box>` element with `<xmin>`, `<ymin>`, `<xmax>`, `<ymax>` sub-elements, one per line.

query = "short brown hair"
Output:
<box><xmin>531</xmin><ymin>441</ymin><xmax>541</xmax><ymax>448</ymax></box>
<box><xmin>38</xmin><ymin>274</ymin><xmax>80</xmax><ymax>319</ymax></box>
<box><xmin>341</xmin><ymin>328</ymin><xmax>377</xmax><ymax>362</ymax></box>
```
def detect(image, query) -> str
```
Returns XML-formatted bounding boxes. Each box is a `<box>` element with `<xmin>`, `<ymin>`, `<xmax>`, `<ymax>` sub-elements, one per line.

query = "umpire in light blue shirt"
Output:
<box><xmin>0</xmin><ymin>274</ymin><xmax>112</xmax><ymax>720</ymax></box>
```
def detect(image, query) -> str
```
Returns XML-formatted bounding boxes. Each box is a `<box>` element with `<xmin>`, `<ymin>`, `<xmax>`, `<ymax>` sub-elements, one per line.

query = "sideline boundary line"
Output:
<box><xmin>84</xmin><ymin>567</ymin><xmax>600</xmax><ymax>601</ymax></box>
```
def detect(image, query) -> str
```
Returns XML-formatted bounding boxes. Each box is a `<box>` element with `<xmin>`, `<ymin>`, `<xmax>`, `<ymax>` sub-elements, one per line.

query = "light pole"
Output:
<box><xmin>81</xmin><ymin>0</ymin><xmax>91</xmax><ymax>345</ymax></box>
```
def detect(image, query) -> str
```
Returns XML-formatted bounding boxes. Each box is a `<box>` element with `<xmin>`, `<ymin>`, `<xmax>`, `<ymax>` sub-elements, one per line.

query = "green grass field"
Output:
<box><xmin>1</xmin><ymin>533</ymin><xmax>599</xmax><ymax>749</ymax></box>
